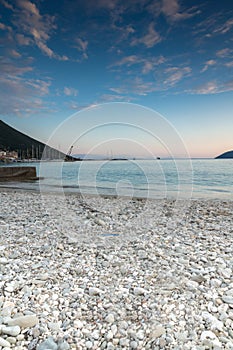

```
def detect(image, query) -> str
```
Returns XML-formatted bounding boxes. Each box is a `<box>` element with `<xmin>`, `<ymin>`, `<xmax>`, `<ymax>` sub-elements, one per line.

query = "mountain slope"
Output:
<box><xmin>215</xmin><ymin>150</ymin><xmax>233</xmax><ymax>159</ymax></box>
<box><xmin>0</xmin><ymin>120</ymin><xmax>64</xmax><ymax>159</ymax></box>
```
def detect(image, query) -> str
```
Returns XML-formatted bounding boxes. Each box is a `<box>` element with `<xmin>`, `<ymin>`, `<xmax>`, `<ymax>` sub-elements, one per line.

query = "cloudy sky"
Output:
<box><xmin>0</xmin><ymin>0</ymin><xmax>233</xmax><ymax>157</ymax></box>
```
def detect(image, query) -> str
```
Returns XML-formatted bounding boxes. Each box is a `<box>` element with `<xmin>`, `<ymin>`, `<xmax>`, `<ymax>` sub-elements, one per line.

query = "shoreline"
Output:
<box><xmin>0</xmin><ymin>190</ymin><xmax>233</xmax><ymax>349</ymax></box>
<box><xmin>0</xmin><ymin>183</ymin><xmax>232</xmax><ymax>203</ymax></box>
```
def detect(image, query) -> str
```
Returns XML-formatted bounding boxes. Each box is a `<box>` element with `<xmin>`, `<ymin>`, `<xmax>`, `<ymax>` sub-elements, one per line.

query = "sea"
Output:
<box><xmin>0</xmin><ymin>159</ymin><xmax>232</xmax><ymax>200</ymax></box>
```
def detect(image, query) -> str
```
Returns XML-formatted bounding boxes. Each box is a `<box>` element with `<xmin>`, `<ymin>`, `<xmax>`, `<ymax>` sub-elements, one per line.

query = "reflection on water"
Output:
<box><xmin>0</xmin><ymin>159</ymin><xmax>232</xmax><ymax>200</ymax></box>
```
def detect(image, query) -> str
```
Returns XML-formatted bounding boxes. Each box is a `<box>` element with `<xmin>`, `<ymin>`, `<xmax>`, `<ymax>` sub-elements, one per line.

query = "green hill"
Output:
<box><xmin>0</xmin><ymin>120</ymin><xmax>64</xmax><ymax>159</ymax></box>
<box><xmin>215</xmin><ymin>150</ymin><xmax>233</xmax><ymax>159</ymax></box>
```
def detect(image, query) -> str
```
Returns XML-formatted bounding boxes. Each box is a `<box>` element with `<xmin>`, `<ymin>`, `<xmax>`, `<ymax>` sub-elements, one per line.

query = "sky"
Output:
<box><xmin>0</xmin><ymin>0</ymin><xmax>233</xmax><ymax>158</ymax></box>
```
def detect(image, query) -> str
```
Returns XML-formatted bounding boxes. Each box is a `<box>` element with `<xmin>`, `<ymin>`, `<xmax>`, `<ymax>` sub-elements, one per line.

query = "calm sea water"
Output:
<box><xmin>0</xmin><ymin>159</ymin><xmax>232</xmax><ymax>200</ymax></box>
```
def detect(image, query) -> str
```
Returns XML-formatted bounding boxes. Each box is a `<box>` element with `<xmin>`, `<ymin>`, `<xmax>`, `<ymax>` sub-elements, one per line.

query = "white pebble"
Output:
<box><xmin>1</xmin><ymin>325</ymin><xmax>21</xmax><ymax>336</ymax></box>
<box><xmin>0</xmin><ymin>337</ymin><xmax>11</xmax><ymax>347</ymax></box>
<box><xmin>133</xmin><ymin>287</ymin><xmax>146</xmax><ymax>296</ymax></box>
<box><xmin>89</xmin><ymin>287</ymin><xmax>102</xmax><ymax>296</ymax></box>
<box><xmin>73</xmin><ymin>319</ymin><xmax>83</xmax><ymax>329</ymax></box>
<box><xmin>105</xmin><ymin>313</ymin><xmax>115</xmax><ymax>323</ymax></box>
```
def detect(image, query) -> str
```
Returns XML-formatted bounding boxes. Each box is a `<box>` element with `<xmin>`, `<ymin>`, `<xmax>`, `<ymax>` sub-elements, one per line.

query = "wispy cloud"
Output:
<box><xmin>0</xmin><ymin>58</ymin><xmax>33</xmax><ymax>76</ymax></box>
<box><xmin>132</xmin><ymin>78</ymin><xmax>158</xmax><ymax>95</ymax></box>
<box><xmin>16</xmin><ymin>33</ymin><xmax>31</xmax><ymax>46</ymax></box>
<box><xmin>131</xmin><ymin>23</ymin><xmax>161</xmax><ymax>48</ymax></box>
<box><xmin>26</xmin><ymin>79</ymin><xmax>51</xmax><ymax>95</ymax></box>
<box><xmin>164</xmin><ymin>66</ymin><xmax>191</xmax><ymax>86</ymax></box>
<box><xmin>201</xmin><ymin>59</ymin><xmax>216</xmax><ymax>73</ymax></box>
<box><xmin>73</xmin><ymin>37</ymin><xmax>88</xmax><ymax>59</ymax></box>
<box><xmin>109</xmin><ymin>77</ymin><xmax>159</xmax><ymax>97</ymax></box>
<box><xmin>216</xmin><ymin>48</ymin><xmax>232</xmax><ymax>58</ymax></box>
<box><xmin>9</xmin><ymin>49</ymin><xmax>22</xmax><ymax>58</ymax></box>
<box><xmin>0</xmin><ymin>0</ymin><xmax>14</xmax><ymax>10</ymax></box>
<box><xmin>109</xmin><ymin>87</ymin><xmax>125</xmax><ymax>94</ymax></box>
<box><xmin>3</xmin><ymin>0</ymin><xmax>69</xmax><ymax>61</ymax></box>
<box><xmin>225</xmin><ymin>61</ymin><xmax>233</xmax><ymax>68</ymax></box>
<box><xmin>100</xmin><ymin>94</ymin><xmax>132</xmax><ymax>102</ymax></box>
<box><xmin>0</xmin><ymin>76</ymin><xmax>52</xmax><ymax>115</ymax></box>
<box><xmin>109</xmin><ymin>63</ymin><xmax>192</xmax><ymax>97</ymax></box>
<box><xmin>161</xmin><ymin>0</ymin><xmax>200</xmax><ymax>21</ymax></box>
<box><xmin>142</xmin><ymin>56</ymin><xmax>165</xmax><ymax>73</ymax></box>
<box><xmin>112</xmin><ymin>55</ymin><xmax>140</xmax><ymax>67</ymax></box>
<box><xmin>111</xmin><ymin>55</ymin><xmax>165</xmax><ymax>75</ymax></box>
<box><xmin>64</xmin><ymin>87</ymin><xmax>78</xmax><ymax>97</ymax></box>
<box><xmin>193</xmin><ymin>81</ymin><xmax>218</xmax><ymax>94</ymax></box>
<box><xmin>194</xmin><ymin>13</ymin><xmax>233</xmax><ymax>42</ymax></box>
<box><xmin>67</xmin><ymin>101</ymin><xmax>80</xmax><ymax>110</ymax></box>
<box><xmin>0</xmin><ymin>21</ymin><xmax>12</xmax><ymax>31</ymax></box>
<box><xmin>0</xmin><ymin>57</ymin><xmax>52</xmax><ymax>116</ymax></box>
<box><xmin>190</xmin><ymin>80</ymin><xmax>233</xmax><ymax>94</ymax></box>
<box><xmin>214</xmin><ymin>18</ymin><xmax>233</xmax><ymax>34</ymax></box>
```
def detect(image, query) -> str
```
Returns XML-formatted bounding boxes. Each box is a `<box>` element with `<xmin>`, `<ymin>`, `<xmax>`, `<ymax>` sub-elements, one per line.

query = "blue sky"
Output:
<box><xmin>0</xmin><ymin>0</ymin><xmax>233</xmax><ymax>157</ymax></box>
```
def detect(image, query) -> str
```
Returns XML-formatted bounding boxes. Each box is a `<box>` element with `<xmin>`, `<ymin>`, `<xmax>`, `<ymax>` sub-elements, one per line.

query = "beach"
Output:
<box><xmin>0</xmin><ymin>190</ymin><xmax>233</xmax><ymax>349</ymax></box>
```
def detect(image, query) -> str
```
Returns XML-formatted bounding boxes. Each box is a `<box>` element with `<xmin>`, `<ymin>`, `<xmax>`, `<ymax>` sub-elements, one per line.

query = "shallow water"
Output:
<box><xmin>0</xmin><ymin>159</ymin><xmax>232</xmax><ymax>200</ymax></box>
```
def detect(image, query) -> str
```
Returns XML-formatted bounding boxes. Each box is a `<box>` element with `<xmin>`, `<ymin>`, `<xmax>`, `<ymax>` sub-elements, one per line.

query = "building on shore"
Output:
<box><xmin>0</xmin><ymin>150</ymin><xmax>19</xmax><ymax>163</ymax></box>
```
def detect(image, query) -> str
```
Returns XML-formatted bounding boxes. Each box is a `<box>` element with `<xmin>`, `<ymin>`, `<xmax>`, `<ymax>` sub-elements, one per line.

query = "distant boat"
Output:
<box><xmin>156</xmin><ymin>157</ymin><xmax>161</xmax><ymax>160</ymax></box>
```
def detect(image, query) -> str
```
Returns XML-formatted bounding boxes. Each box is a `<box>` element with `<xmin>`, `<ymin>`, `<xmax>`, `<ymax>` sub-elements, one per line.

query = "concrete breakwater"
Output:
<box><xmin>0</xmin><ymin>166</ymin><xmax>39</xmax><ymax>181</ymax></box>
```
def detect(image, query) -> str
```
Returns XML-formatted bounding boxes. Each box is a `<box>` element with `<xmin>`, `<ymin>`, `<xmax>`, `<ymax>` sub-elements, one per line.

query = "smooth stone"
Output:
<box><xmin>105</xmin><ymin>313</ymin><xmax>115</xmax><ymax>324</ymax></box>
<box><xmin>119</xmin><ymin>338</ymin><xmax>129</xmax><ymax>346</ymax></box>
<box><xmin>222</xmin><ymin>296</ymin><xmax>233</xmax><ymax>304</ymax></box>
<box><xmin>48</xmin><ymin>322</ymin><xmax>61</xmax><ymax>331</ymax></box>
<box><xmin>150</xmin><ymin>325</ymin><xmax>166</xmax><ymax>339</ymax></box>
<box><xmin>136</xmin><ymin>330</ymin><xmax>144</xmax><ymax>340</ymax></box>
<box><xmin>210</xmin><ymin>279</ymin><xmax>222</xmax><ymax>288</ymax></box>
<box><xmin>8</xmin><ymin>315</ymin><xmax>39</xmax><ymax>328</ymax></box>
<box><xmin>186</xmin><ymin>280</ymin><xmax>199</xmax><ymax>291</ymax></box>
<box><xmin>219</xmin><ymin>268</ymin><xmax>231</xmax><ymax>279</ymax></box>
<box><xmin>101</xmin><ymin>341</ymin><xmax>107</xmax><ymax>349</ymax></box>
<box><xmin>119</xmin><ymin>321</ymin><xmax>128</xmax><ymax>329</ymax></box>
<box><xmin>133</xmin><ymin>287</ymin><xmax>146</xmax><ymax>296</ymax></box>
<box><xmin>16</xmin><ymin>334</ymin><xmax>24</xmax><ymax>341</ymax></box>
<box><xmin>202</xmin><ymin>311</ymin><xmax>224</xmax><ymax>331</ymax></box>
<box><xmin>111</xmin><ymin>324</ymin><xmax>117</xmax><ymax>335</ymax></box>
<box><xmin>1</xmin><ymin>325</ymin><xmax>21</xmax><ymax>336</ymax></box>
<box><xmin>5</xmin><ymin>284</ymin><xmax>16</xmax><ymax>293</ymax></box>
<box><xmin>112</xmin><ymin>338</ymin><xmax>119</xmax><ymax>346</ymax></box>
<box><xmin>0</xmin><ymin>336</ymin><xmax>11</xmax><ymax>347</ymax></box>
<box><xmin>1</xmin><ymin>301</ymin><xmax>15</xmax><ymax>317</ymax></box>
<box><xmin>130</xmin><ymin>340</ymin><xmax>138</xmax><ymax>349</ymax></box>
<box><xmin>191</xmin><ymin>274</ymin><xmax>206</xmax><ymax>283</ymax></box>
<box><xmin>107</xmin><ymin>342</ymin><xmax>115</xmax><ymax>350</ymax></box>
<box><xmin>57</xmin><ymin>340</ymin><xmax>70</xmax><ymax>350</ymax></box>
<box><xmin>6</xmin><ymin>336</ymin><xmax>17</xmax><ymax>344</ymax></box>
<box><xmin>0</xmin><ymin>257</ymin><xmax>8</xmax><ymax>265</ymax></box>
<box><xmin>73</xmin><ymin>319</ymin><xmax>83</xmax><ymax>329</ymax></box>
<box><xmin>37</xmin><ymin>337</ymin><xmax>58</xmax><ymax>350</ymax></box>
<box><xmin>200</xmin><ymin>330</ymin><xmax>217</xmax><ymax>341</ymax></box>
<box><xmin>106</xmin><ymin>330</ymin><xmax>113</xmax><ymax>341</ymax></box>
<box><xmin>92</xmin><ymin>330</ymin><xmax>99</xmax><ymax>340</ymax></box>
<box><xmin>85</xmin><ymin>340</ymin><xmax>93</xmax><ymax>349</ymax></box>
<box><xmin>89</xmin><ymin>287</ymin><xmax>102</xmax><ymax>296</ymax></box>
<box><xmin>94</xmin><ymin>218</ymin><xmax>106</xmax><ymax>226</ymax></box>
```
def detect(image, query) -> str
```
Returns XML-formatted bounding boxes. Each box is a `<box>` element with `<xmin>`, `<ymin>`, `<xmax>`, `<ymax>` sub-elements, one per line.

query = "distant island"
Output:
<box><xmin>215</xmin><ymin>150</ymin><xmax>233</xmax><ymax>159</ymax></box>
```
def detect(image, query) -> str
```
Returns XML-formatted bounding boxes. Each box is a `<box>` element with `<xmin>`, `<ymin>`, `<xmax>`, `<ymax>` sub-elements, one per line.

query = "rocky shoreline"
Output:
<box><xmin>0</xmin><ymin>190</ymin><xmax>233</xmax><ymax>349</ymax></box>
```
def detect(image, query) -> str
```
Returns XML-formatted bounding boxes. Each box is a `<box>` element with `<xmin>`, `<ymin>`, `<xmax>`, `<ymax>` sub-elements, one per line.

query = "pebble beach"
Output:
<box><xmin>0</xmin><ymin>189</ymin><xmax>233</xmax><ymax>349</ymax></box>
